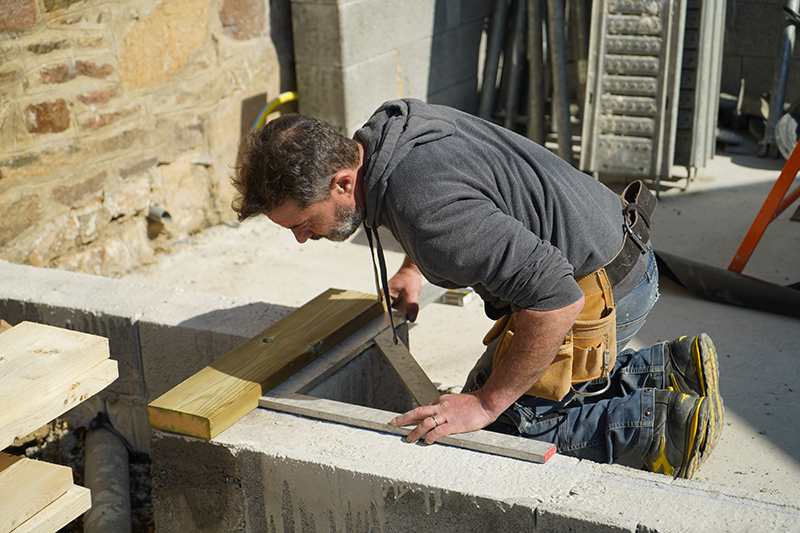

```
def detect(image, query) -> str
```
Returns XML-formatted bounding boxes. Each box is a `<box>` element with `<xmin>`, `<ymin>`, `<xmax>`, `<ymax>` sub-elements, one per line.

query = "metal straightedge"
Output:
<box><xmin>259</xmin><ymin>313</ymin><xmax>556</xmax><ymax>464</ymax></box>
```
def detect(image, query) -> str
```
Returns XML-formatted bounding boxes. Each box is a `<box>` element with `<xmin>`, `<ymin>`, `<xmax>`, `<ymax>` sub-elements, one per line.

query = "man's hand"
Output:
<box><xmin>390</xmin><ymin>297</ymin><xmax>585</xmax><ymax>444</ymax></box>
<box><xmin>387</xmin><ymin>257</ymin><xmax>422</xmax><ymax>321</ymax></box>
<box><xmin>390</xmin><ymin>391</ymin><xmax>498</xmax><ymax>444</ymax></box>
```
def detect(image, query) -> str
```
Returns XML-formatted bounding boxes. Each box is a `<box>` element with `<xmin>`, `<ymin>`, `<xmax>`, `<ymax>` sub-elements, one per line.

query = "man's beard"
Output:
<box><xmin>311</xmin><ymin>203</ymin><xmax>365</xmax><ymax>242</ymax></box>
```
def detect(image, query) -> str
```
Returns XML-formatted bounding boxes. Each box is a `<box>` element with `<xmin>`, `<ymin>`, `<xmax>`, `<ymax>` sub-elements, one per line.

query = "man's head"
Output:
<box><xmin>232</xmin><ymin>113</ymin><xmax>362</xmax><ymax>232</ymax></box>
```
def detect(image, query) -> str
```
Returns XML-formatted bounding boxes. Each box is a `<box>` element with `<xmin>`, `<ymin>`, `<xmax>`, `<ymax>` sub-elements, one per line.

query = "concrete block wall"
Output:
<box><xmin>151</xmin><ymin>407</ymin><xmax>800</xmax><ymax>533</ymax></box>
<box><xmin>0</xmin><ymin>259</ymin><xmax>293</xmax><ymax>452</ymax></box>
<box><xmin>722</xmin><ymin>0</ymin><xmax>800</xmax><ymax>104</ymax></box>
<box><xmin>290</xmin><ymin>0</ymin><xmax>492</xmax><ymax>136</ymax></box>
<box><xmin>0</xmin><ymin>0</ymin><xmax>293</xmax><ymax>277</ymax></box>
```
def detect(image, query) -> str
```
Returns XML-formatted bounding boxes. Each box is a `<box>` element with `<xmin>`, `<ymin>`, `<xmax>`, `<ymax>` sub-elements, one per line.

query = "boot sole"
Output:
<box><xmin>693</xmin><ymin>333</ymin><xmax>723</xmax><ymax>466</ymax></box>
<box><xmin>681</xmin><ymin>395</ymin><xmax>710</xmax><ymax>479</ymax></box>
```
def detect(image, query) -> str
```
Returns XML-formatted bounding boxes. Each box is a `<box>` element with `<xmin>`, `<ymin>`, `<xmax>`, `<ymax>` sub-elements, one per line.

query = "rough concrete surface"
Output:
<box><xmin>124</xmin><ymin>139</ymin><xmax>800</xmax><ymax>523</ymax></box>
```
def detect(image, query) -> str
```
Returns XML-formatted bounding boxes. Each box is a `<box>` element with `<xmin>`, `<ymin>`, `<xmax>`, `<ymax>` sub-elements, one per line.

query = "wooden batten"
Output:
<box><xmin>0</xmin><ymin>322</ymin><xmax>116</xmax><ymax>451</ymax></box>
<box><xmin>148</xmin><ymin>288</ymin><xmax>384</xmax><ymax>440</ymax></box>
<box><xmin>0</xmin><ymin>452</ymin><xmax>79</xmax><ymax>533</ymax></box>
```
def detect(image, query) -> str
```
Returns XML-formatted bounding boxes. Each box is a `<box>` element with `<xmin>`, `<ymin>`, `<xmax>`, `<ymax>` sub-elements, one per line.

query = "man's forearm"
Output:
<box><xmin>474</xmin><ymin>297</ymin><xmax>585</xmax><ymax>417</ymax></box>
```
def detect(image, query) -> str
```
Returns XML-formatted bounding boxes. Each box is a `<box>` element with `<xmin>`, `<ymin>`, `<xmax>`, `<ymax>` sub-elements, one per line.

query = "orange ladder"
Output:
<box><xmin>728</xmin><ymin>140</ymin><xmax>800</xmax><ymax>273</ymax></box>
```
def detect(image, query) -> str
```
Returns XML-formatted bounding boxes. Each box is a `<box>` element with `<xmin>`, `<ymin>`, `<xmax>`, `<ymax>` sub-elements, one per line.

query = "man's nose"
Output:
<box><xmin>292</xmin><ymin>227</ymin><xmax>312</xmax><ymax>243</ymax></box>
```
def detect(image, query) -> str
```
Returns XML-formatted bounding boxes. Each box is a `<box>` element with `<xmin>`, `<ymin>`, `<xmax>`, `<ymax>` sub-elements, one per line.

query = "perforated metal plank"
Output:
<box><xmin>581</xmin><ymin>0</ymin><xmax>687</xmax><ymax>178</ymax></box>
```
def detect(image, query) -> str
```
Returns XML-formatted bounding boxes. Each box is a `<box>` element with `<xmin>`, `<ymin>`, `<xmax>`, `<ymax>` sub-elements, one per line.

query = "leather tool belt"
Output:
<box><xmin>483</xmin><ymin>180</ymin><xmax>657</xmax><ymax>402</ymax></box>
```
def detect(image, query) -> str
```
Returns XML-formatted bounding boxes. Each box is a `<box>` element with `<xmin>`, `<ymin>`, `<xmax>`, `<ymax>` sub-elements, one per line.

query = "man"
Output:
<box><xmin>233</xmin><ymin>98</ymin><xmax>723</xmax><ymax>479</ymax></box>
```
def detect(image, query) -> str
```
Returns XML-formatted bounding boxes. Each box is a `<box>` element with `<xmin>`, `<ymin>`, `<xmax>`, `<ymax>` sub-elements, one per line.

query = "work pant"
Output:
<box><xmin>464</xmin><ymin>246</ymin><xmax>663</xmax><ymax>466</ymax></box>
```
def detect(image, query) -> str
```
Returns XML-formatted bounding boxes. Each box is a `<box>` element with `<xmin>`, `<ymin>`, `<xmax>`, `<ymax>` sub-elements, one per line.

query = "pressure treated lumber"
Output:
<box><xmin>0</xmin><ymin>322</ymin><xmax>116</xmax><ymax>451</ymax></box>
<box><xmin>0</xmin><ymin>452</ymin><xmax>76</xmax><ymax>533</ymax></box>
<box><xmin>148</xmin><ymin>289</ymin><xmax>384</xmax><ymax>440</ymax></box>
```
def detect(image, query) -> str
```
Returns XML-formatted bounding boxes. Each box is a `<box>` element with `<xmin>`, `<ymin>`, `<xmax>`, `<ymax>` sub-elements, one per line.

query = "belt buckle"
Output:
<box><xmin>623</xmin><ymin>204</ymin><xmax>648</xmax><ymax>254</ymax></box>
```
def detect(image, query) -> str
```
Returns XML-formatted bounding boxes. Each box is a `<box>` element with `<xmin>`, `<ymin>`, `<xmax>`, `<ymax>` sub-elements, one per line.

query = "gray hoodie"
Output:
<box><xmin>355</xmin><ymin>99</ymin><xmax>641</xmax><ymax>314</ymax></box>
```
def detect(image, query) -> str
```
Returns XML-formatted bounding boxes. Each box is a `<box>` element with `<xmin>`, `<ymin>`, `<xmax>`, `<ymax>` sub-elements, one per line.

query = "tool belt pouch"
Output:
<box><xmin>482</xmin><ymin>268</ymin><xmax>617</xmax><ymax>402</ymax></box>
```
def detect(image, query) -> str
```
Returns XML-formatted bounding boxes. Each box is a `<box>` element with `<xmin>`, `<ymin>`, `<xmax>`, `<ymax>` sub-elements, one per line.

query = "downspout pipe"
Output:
<box><xmin>83</xmin><ymin>415</ymin><xmax>131</xmax><ymax>533</ymax></box>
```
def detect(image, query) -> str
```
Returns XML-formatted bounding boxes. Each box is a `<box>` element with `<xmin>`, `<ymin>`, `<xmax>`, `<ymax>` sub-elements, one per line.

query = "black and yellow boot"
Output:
<box><xmin>644</xmin><ymin>390</ymin><xmax>721</xmax><ymax>479</ymax></box>
<box><xmin>663</xmin><ymin>333</ymin><xmax>724</xmax><ymax>456</ymax></box>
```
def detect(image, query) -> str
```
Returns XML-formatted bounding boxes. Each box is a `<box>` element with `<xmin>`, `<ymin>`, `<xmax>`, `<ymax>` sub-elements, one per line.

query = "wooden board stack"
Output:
<box><xmin>0</xmin><ymin>321</ymin><xmax>118</xmax><ymax>533</ymax></box>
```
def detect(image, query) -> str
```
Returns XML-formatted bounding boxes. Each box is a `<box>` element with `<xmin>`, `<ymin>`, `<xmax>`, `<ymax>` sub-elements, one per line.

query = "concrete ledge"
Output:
<box><xmin>153</xmin><ymin>406</ymin><xmax>800</xmax><ymax>532</ymax></box>
<box><xmin>0</xmin><ymin>260</ymin><xmax>293</xmax><ymax>452</ymax></box>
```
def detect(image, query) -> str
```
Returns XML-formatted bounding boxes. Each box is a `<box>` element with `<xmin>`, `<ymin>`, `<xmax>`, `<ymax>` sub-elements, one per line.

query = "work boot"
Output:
<box><xmin>644</xmin><ymin>390</ymin><xmax>721</xmax><ymax>479</ymax></box>
<box><xmin>663</xmin><ymin>333</ymin><xmax>724</xmax><ymax>455</ymax></box>
<box><xmin>664</xmin><ymin>333</ymin><xmax>720</xmax><ymax>398</ymax></box>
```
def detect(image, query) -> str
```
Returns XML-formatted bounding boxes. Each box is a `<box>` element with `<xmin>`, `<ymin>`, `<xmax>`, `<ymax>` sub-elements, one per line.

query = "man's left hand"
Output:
<box><xmin>389</xmin><ymin>392</ymin><xmax>497</xmax><ymax>444</ymax></box>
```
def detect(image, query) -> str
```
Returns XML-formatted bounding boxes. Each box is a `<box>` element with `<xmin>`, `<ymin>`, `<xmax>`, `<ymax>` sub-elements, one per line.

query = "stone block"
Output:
<box><xmin>43</xmin><ymin>0</ymin><xmax>86</xmax><ymax>12</ymax></box>
<box><xmin>53</xmin><ymin>170</ymin><xmax>107</xmax><ymax>205</ymax></box>
<box><xmin>81</xmin><ymin>105</ymin><xmax>140</xmax><ymax>130</ymax></box>
<box><xmin>56</xmin><ymin>215</ymin><xmax>155</xmax><ymax>277</ymax></box>
<box><xmin>26</xmin><ymin>211</ymin><xmax>79</xmax><ymax>267</ymax></box>
<box><xmin>24</xmin><ymin>99</ymin><xmax>70</xmax><ymax>134</ymax></box>
<box><xmin>119</xmin><ymin>0</ymin><xmax>209</xmax><ymax>89</ymax></box>
<box><xmin>0</xmin><ymin>194</ymin><xmax>43</xmax><ymax>246</ymax></box>
<box><xmin>0</xmin><ymin>0</ymin><xmax>36</xmax><ymax>31</ymax></box>
<box><xmin>77</xmin><ymin>87</ymin><xmax>117</xmax><ymax>105</ymax></box>
<box><xmin>118</xmin><ymin>156</ymin><xmax>156</xmax><ymax>179</ymax></box>
<box><xmin>219</xmin><ymin>0</ymin><xmax>266</xmax><ymax>40</ymax></box>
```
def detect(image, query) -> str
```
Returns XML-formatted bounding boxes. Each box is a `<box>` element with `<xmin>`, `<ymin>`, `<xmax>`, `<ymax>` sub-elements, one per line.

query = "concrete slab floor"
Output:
<box><xmin>122</xmin><ymin>140</ymin><xmax>800</xmax><ymax>502</ymax></box>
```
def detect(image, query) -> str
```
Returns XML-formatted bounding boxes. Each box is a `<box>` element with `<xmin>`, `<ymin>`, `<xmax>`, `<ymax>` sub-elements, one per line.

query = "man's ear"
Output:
<box><xmin>331</xmin><ymin>169</ymin><xmax>356</xmax><ymax>197</ymax></box>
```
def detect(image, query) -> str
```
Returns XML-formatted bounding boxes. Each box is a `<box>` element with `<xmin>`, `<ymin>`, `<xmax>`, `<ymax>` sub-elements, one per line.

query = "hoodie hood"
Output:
<box><xmin>354</xmin><ymin>99</ymin><xmax>455</xmax><ymax>228</ymax></box>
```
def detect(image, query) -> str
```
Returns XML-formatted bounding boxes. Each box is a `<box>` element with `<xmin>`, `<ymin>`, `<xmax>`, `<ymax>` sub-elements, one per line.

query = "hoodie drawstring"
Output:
<box><xmin>364</xmin><ymin>223</ymin><xmax>399</xmax><ymax>344</ymax></box>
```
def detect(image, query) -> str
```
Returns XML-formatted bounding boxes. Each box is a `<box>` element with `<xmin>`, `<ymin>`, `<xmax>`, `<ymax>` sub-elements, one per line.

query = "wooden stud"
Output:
<box><xmin>11</xmin><ymin>486</ymin><xmax>91</xmax><ymax>533</ymax></box>
<box><xmin>148</xmin><ymin>289</ymin><xmax>384</xmax><ymax>440</ymax></box>
<box><xmin>0</xmin><ymin>453</ymin><xmax>76</xmax><ymax>533</ymax></box>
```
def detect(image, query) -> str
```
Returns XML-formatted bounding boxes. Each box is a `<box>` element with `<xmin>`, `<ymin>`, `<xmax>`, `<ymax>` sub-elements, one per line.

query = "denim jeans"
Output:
<box><xmin>464</xmin><ymin>246</ymin><xmax>666</xmax><ymax>465</ymax></box>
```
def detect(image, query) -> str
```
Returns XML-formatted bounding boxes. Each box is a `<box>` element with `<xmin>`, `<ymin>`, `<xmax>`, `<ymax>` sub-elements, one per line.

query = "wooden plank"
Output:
<box><xmin>1</xmin><ymin>360</ymin><xmax>118</xmax><ymax>451</ymax></box>
<box><xmin>259</xmin><ymin>394</ymin><xmax>557</xmax><ymax>464</ymax></box>
<box><xmin>0</xmin><ymin>453</ymin><xmax>74</xmax><ymax>533</ymax></box>
<box><xmin>12</xmin><ymin>485</ymin><xmax>91</xmax><ymax>533</ymax></box>
<box><xmin>148</xmin><ymin>289</ymin><xmax>384</xmax><ymax>440</ymax></box>
<box><xmin>0</xmin><ymin>322</ymin><xmax>112</xmax><ymax>451</ymax></box>
<box><xmin>374</xmin><ymin>331</ymin><xmax>440</xmax><ymax>407</ymax></box>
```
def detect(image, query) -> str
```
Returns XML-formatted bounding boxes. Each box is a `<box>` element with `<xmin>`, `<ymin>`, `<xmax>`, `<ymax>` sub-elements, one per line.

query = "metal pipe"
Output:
<box><xmin>527</xmin><ymin>0</ymin><xmax>546</xmax><ymax>143</ymax></box>
<box><xmin>479</xmin><ymin>0</ymin><xmax>510</xmax><ymax>120</ymax></box>
<box><xmin>84</xmin><ymin>426</ymin><xmax>131</xmax><ymax>533</ymax></box>
<box><xmin>760</xmin><ymin>0</ymin><xmax>800</xmax><ymax>157</ymax></box>
<box><xmin>504</xmin><ymin>0</ymin><xmax>528</xmax><ymax>130</ymax></box>
<box><xmin>546</xmin><ymin>0</ymin><xmax>574</xmax><ymax>164</ymax></box>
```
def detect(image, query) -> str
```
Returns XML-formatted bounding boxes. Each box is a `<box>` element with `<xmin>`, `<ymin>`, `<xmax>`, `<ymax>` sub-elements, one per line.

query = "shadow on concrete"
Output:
<box><xmin>177</xmin><ymin>302</ymin><xmax>295</xmax><ymax>339</ymax></box>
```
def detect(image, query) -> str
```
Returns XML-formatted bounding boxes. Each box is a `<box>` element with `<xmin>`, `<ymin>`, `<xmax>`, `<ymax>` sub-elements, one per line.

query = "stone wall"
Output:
<box><xmin>0</xmin><ymin>0</ymin><xmax>293</xmax><ymax>277</ymax></box>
